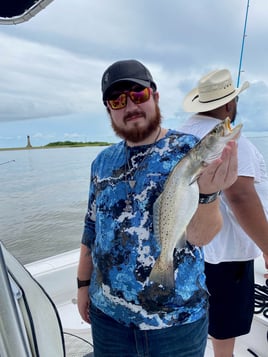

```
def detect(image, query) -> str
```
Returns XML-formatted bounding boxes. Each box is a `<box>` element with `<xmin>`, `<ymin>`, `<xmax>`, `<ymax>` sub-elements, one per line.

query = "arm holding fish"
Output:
<box><xmin>186</xmin><ymin>141</ymin><xmax>238</xmax><ymax>246</ymax></box>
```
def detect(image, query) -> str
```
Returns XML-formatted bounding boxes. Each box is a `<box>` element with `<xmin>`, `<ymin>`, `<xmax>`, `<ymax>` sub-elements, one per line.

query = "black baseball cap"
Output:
<box><xmin>101</xmin><ymin>59</ymin><xmax>157</xmax><ymax>102</ymax></box>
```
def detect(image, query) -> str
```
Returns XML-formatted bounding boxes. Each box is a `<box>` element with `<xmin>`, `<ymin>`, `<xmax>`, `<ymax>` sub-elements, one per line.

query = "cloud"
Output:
<box><xmin>0</xmin><ymin>32</ymin><xmax>106</xmax><ymax>122</ymax></box>
<box><xmin>1</xmin><ymin>0</ymin><xmax>268</xmax><ymax>147</ymax></box>
<box><xmin>238</xmin><ymin>81</ymin><xmax>268</xmax><ymax>131</ymax></box>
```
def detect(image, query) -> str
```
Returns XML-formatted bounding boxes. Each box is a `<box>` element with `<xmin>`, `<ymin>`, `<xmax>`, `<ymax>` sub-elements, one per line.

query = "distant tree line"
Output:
<box><xmin>45</xmin><ymin>141</ymin><xmax>112</xmax><ymax>147</ymax></box>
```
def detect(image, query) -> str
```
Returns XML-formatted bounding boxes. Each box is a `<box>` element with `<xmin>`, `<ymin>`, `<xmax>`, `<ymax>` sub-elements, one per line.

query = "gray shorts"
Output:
<box><xmin>205</xmin><ymin>260</ymin><xmax>254</xmax><ymax>339</ymax></box>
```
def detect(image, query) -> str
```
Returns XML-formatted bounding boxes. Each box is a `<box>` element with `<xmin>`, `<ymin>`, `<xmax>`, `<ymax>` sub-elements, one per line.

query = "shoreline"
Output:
<box><xmin>0</xmin><ymin>143</ymin><xmax>113</xmax><ymax>151</ymax></box>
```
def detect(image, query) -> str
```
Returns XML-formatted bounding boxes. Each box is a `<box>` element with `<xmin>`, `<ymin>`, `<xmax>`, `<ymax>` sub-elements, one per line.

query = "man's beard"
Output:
<box><xmin>109</xmin><ymin>103</ymin><xmax>162</xmax><ymax>143</ymax></box>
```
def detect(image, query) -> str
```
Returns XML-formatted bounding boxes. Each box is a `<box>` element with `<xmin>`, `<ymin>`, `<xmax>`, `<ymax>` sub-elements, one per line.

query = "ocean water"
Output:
<box><xmin>0</xmin><ymin>146</ymin><xmax>104</xmax><ymax>264</ymax></box>
<box><xmin>0</xmin><ymin>137</ymin><xmax>267</xmax><ymax>265</ymax></box>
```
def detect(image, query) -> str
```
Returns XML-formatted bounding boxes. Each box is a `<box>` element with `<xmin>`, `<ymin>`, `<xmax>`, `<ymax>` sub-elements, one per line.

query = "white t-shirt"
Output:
<box><xmin>180</xmin><ymin>114</ymin><xmax>268</xmax><ymax>263</ymax></box>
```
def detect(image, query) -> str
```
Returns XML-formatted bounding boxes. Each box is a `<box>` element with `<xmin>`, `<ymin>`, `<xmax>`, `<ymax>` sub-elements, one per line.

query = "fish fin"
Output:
<box><xmin>189</xmin><ymin>177</ymin><xmax>197</xmax><ymax>185</ymax></box>
<box><xmin>153</xmin><ymin>194</ymin><xmax>162</xmax><ymax>247</ymax></box>
<box><xmin>189</xmin><ymin>174</ymin><xmax>200</xmax><ymax>185</ymax></box>
<box><xmin>149</xmin><ymin>259</ymin><xmax>174</xmax><ymax>289</ymax></box>
<box><xmin>189</xmin><ymin>164</ymin><xmax>206</xmax><ymax>185</ymax></box>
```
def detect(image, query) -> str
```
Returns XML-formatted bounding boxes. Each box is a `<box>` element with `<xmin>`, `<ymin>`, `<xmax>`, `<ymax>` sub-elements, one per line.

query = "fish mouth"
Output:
<box><xmin>224</xmin><ymin>116</ymin><xmax>232</xmax><ymax>131</ymax></box>
<box><xmin>224</xmin><ymin>116</ymin><xmax>242</xmax><ymax>139</ymax></box>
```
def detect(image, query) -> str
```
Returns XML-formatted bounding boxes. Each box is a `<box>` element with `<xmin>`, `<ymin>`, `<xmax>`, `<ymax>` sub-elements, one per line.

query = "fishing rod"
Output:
<box><xmin>237</xmin><ymin>0</ymin><xmax>250</xmax><ymax>87</ymax></box>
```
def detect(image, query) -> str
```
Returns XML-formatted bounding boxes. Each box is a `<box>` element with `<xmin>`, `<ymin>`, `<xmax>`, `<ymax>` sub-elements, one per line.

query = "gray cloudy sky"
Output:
<box><xmin>0</xmin><ymin>0</ymin><xmax>268</xmax><ymax>147</ymax></box>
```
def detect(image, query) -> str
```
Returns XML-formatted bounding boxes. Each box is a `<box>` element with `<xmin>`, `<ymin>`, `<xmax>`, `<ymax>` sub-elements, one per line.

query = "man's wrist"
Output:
<box><xmin>77</xmin><ymin>278</ymin><xmax>91</xmax><ymax>289</ymax></box>
<box><xmin>199</xmin><ymin>191</ymin><xmax>221</xmax><ymax>204</ymax></box>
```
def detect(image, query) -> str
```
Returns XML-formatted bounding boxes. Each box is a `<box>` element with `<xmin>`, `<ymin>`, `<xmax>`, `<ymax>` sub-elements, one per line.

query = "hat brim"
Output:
<box><xmin>182</xmin><ymin>81</ymin><xmax>249</xmax><ymax>113</ymax></box>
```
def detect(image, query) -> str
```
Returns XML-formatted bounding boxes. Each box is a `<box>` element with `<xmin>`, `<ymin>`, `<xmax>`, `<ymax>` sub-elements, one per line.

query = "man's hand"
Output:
<box><xmin>198</xmin><ymin>141</ymin><xmax>238</xmax><ymax>194</ymax></box>
<box><xmin>77</xmin><ymin>287</ymin><xmax>91</xmax><ymax>324</ymax></box>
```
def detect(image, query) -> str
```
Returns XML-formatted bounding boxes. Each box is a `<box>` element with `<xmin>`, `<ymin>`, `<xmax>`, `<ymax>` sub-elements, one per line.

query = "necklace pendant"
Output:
<box><xmin>124</xmin><ymin>199</ymin><xmax>132</xmax><ymax>212</ymax></box>
<box><xmin>129</xmin><ymin>180</ymin><xmax>136</xmax><ymax>189</ymax></box>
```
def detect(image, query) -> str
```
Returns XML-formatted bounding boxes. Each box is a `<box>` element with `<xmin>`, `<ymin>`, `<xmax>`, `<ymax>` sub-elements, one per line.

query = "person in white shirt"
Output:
<box><xmin>181</xmin><ymin>69</ymin><xmax>268</xmax><ymax>357</ymax></box>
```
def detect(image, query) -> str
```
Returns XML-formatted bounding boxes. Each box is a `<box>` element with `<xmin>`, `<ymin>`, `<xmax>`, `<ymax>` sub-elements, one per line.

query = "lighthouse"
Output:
<box><xmin>26</xmin><ymin>135</ymin><xmax>32</xmax><ymax>148</ymax></box>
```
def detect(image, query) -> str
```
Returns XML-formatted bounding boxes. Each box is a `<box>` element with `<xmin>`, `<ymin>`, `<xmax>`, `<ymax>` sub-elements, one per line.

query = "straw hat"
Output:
<box><xmin>183</xmin><ymin>69</ymin><xmax>249</xmax><ymax>113</ymax></box>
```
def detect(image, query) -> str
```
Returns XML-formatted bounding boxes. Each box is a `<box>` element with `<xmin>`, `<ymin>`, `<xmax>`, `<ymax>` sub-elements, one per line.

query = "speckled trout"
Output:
<box><xmin>149</xmin><ymin>117</ymin><xmax>242</xmax><ymax>288</ymax></box>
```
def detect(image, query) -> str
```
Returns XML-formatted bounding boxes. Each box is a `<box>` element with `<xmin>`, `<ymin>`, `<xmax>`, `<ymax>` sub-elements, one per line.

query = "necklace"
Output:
<box><xmin>124</xmin><ymin>127</ymin><xmax>162</xmax><ymax>212</ymax></box>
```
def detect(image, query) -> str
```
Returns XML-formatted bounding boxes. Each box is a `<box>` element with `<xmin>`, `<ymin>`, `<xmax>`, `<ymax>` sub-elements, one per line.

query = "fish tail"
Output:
<box><xmin>149</xmin><ymin>260</ymin><xmax>174</xmax><ymax>288</ymax></box>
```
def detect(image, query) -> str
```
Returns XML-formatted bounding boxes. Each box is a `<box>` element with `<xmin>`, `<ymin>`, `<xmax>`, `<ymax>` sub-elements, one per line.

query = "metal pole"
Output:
<box><xmin>0</xmin><ymin>243</ymin><xmax>31</xmax><ymax>357</ymax></box>
<box><xmin>237</xmin><ymin>0</ymin><xmax>250</xmax><ymax>87</ymax></box>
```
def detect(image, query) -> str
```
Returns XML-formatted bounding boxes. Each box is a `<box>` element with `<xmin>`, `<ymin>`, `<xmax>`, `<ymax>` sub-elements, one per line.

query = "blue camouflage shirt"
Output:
<box><xmin>82</xmin><ymin>129</ymin><xmax>209</xmax><ymax>330</ymax></box>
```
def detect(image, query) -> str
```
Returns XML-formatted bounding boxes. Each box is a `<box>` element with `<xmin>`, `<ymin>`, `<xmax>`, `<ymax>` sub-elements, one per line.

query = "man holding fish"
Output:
<box><xmin>77</xmin><ymin>60</ymin><xmax>239</xmax><ymax>356</ymax></box>
<box><xmin>181</xmin><ymin>69</ymin><xmax>268</xmax><ymax>357</ymax></box>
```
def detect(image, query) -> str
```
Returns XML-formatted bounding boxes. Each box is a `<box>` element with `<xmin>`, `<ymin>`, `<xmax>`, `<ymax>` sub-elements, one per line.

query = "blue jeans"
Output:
<box><xmin>90</xmin><ymin>304</ymin><xmax>208</xmax><ymax>357</ymax></box>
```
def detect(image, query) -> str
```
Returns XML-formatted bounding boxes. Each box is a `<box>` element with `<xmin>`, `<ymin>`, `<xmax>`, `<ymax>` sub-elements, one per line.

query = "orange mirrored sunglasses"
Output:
<box><xmin>107</xmin><ymin>87</ymin><xmax>151</xmax><ymax>110</ymax></box>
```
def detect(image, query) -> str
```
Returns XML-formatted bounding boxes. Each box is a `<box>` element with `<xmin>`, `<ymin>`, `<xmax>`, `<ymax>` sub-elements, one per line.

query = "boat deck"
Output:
<box><xmin>64</xmin><ymin>332</ymin><xmax>94</xmax><ymax>357</ymax></box>
<box><xmin>58</xmin><ymin>299</ymin><xmax>94</xmax><ymax>357</ymax></box>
